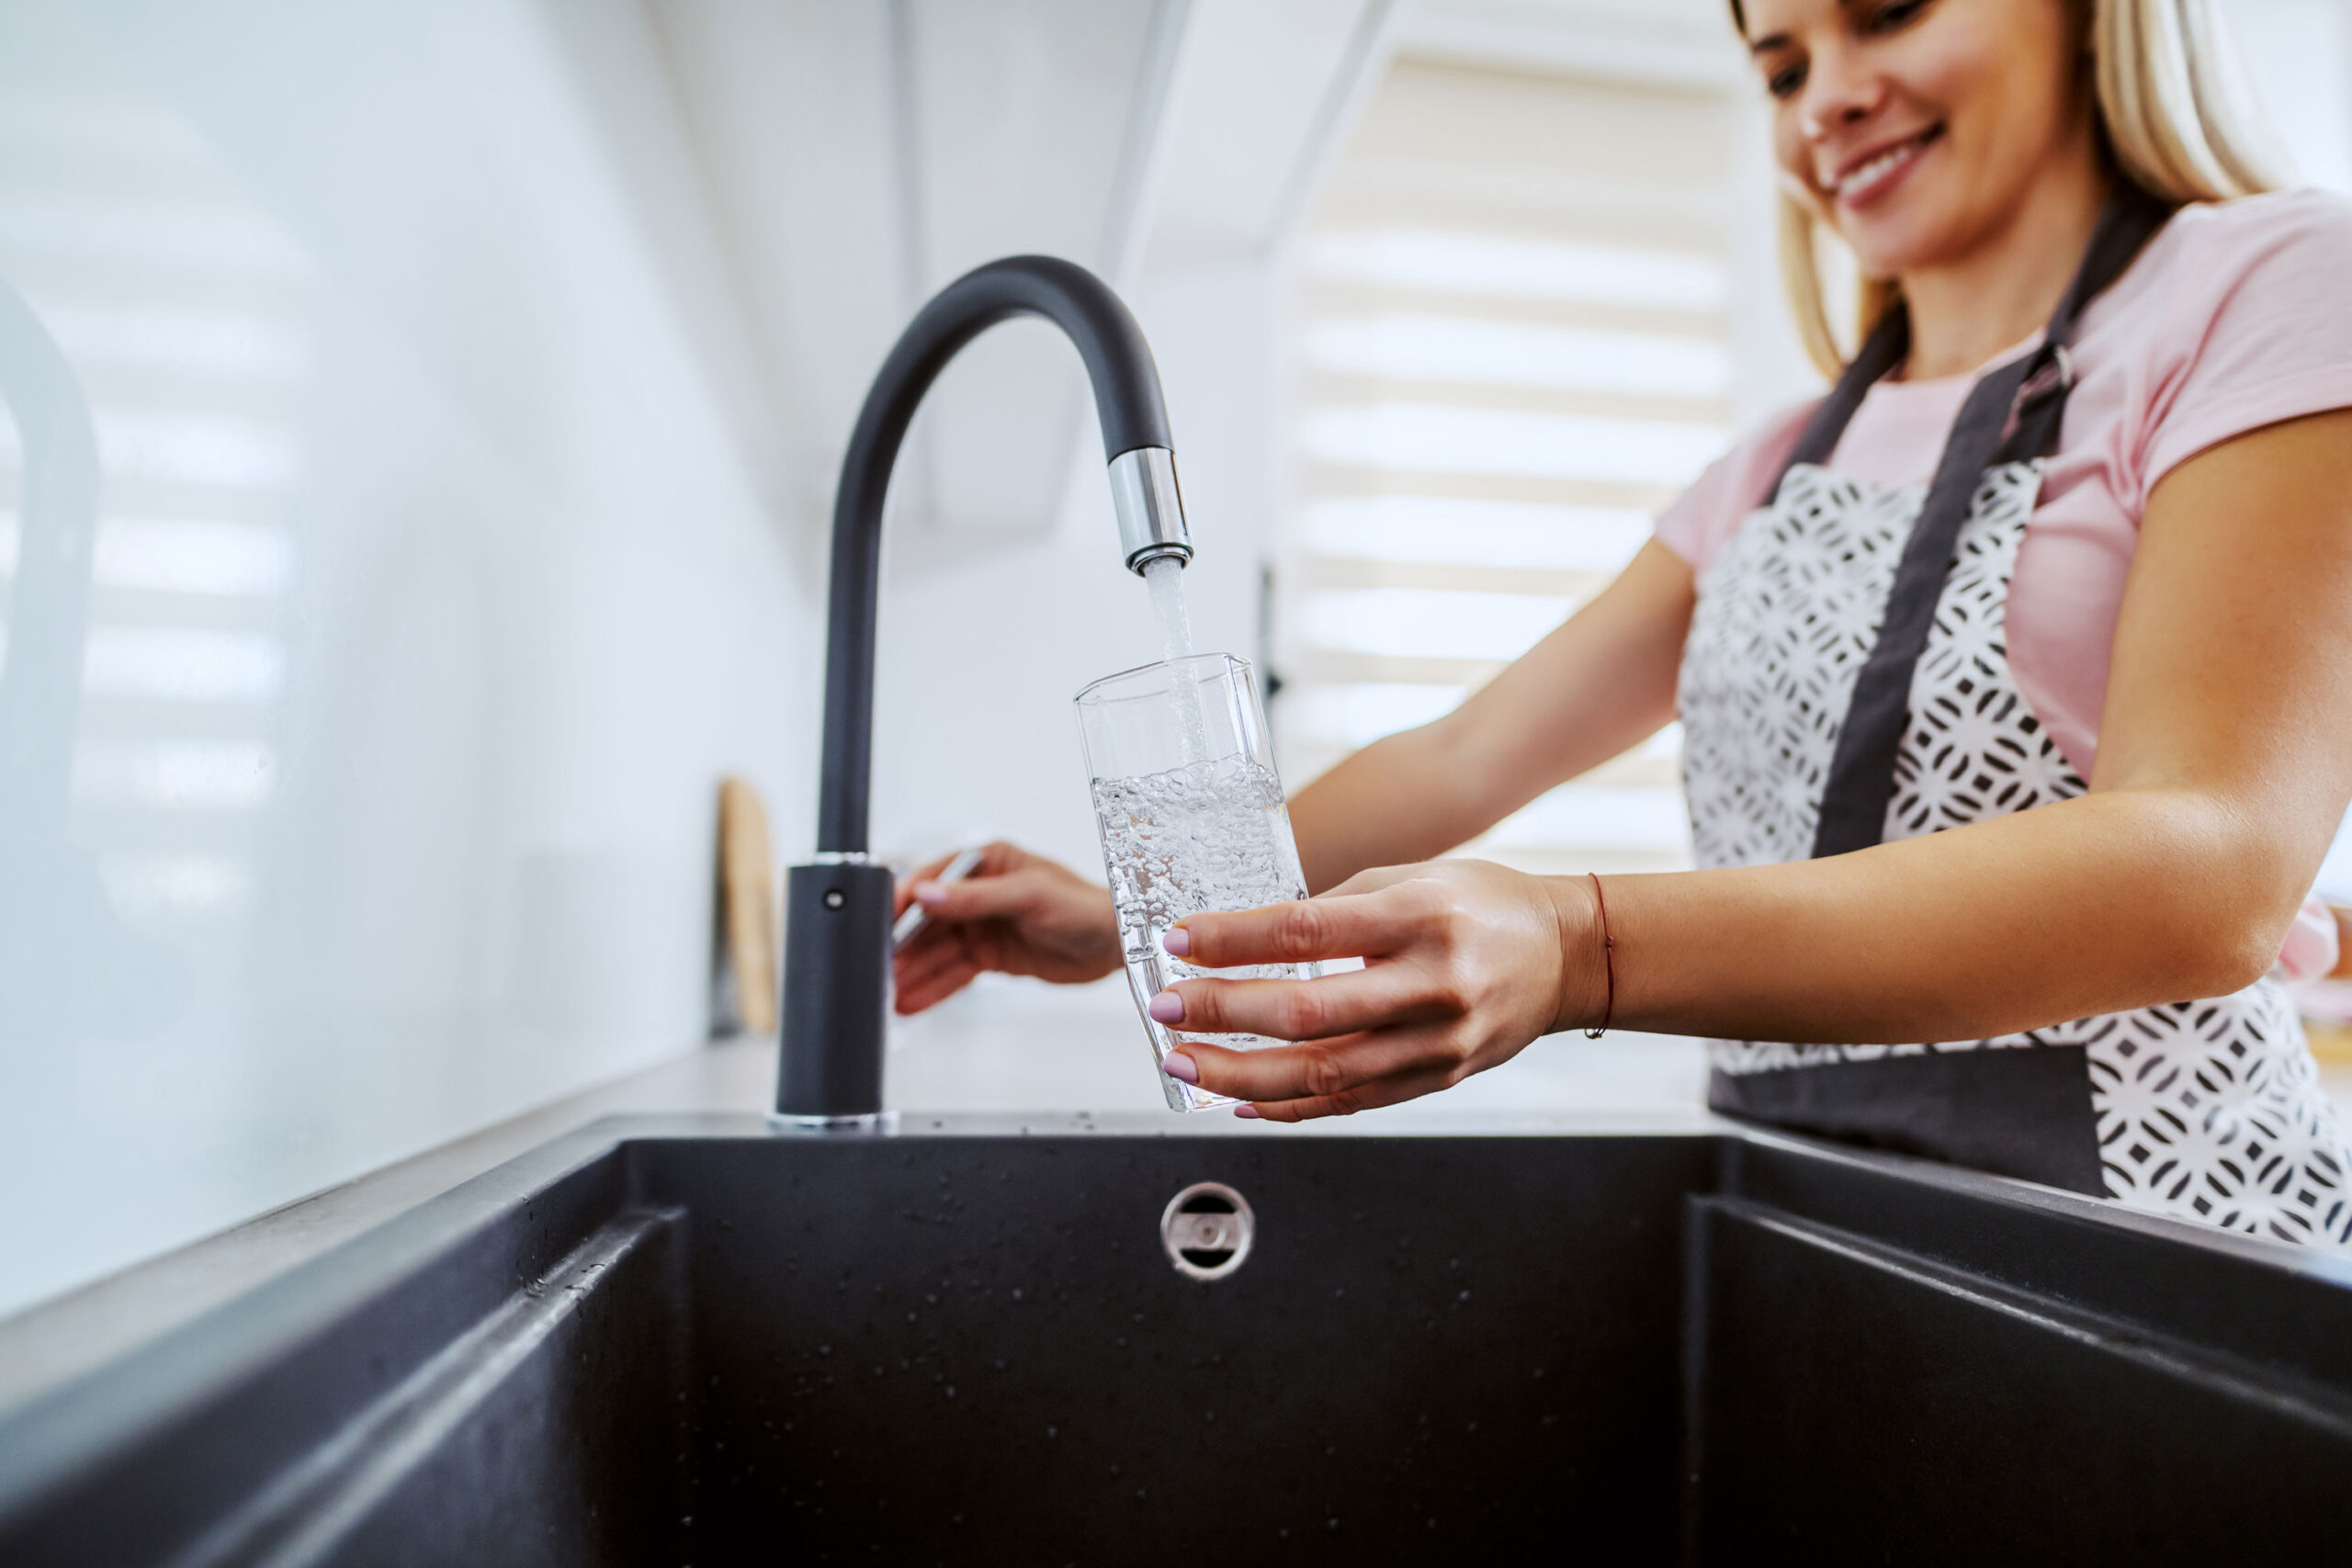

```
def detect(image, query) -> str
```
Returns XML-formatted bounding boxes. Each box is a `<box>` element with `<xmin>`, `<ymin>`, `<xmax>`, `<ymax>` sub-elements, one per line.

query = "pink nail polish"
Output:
<box><xmin>1161</xmin><ymin>927</ymin><xmax>1192</xmax><ymax>957</ymax></box>
<box><xmin>1148</xmin><ymin>990</ymin><xmax>1183</xmax><ymax>1025</ymax></box>
<box><xmin>1161</xmin><ymin>1052</ymin><xmax>1199</xmax><ymax>1084</ymax></box>
<box><xmin>1233</xmin><ymin>1105</ymin><xmax>1261</xmax><ymax>1120</ymax></box>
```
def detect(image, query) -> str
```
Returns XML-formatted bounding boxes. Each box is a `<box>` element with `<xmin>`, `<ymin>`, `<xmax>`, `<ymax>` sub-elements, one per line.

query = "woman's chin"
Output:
<box><xmin>1836</xmin><ymin>209</ymin><xmax>1957</xmax><ymax>284</ymax></box>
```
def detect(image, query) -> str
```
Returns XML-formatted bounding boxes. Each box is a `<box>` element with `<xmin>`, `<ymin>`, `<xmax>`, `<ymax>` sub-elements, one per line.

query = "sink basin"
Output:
<box><xmin>4</xmin><ymin>1116</ymin><xmax>2351</xmax><ymax>1563</ymax></box>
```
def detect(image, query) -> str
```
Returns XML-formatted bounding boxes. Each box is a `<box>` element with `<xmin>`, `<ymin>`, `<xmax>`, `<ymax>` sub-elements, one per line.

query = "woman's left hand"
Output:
<box><xmin>1154</xmin><ymin>860</ymin><xmax>1605</xmax><ymax>1121</ymax></box>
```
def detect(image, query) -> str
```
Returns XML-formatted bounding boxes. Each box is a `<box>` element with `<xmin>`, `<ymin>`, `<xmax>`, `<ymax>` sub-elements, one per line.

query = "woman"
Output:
<box><xmin>893</xmin><ymin>0</ymin><xmax>2352</xmax><ymax>1247</ymax></box>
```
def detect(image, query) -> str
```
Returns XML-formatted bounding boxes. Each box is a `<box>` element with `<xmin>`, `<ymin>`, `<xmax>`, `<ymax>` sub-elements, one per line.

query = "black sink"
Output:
<box><xmin>4</xmin><ymin>1116</ymin><xmax>2351</xmax><ymax>1564</ymax></box>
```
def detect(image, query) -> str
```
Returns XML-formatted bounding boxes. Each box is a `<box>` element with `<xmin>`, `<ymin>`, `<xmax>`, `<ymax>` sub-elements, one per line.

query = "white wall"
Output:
<box><xmin>0</xmin><ymin>0</ymin><xmax>820</xmax><ymax>1319</ymax></box>
<box><xmin>0</xmin><ymin>0</ymin><xmax>1385</xmax><ymax>1320</ymax></box>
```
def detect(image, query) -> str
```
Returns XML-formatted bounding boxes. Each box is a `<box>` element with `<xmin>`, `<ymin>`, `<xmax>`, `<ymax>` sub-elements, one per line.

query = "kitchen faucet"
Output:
<box><xmin>774</xmin><ymin>255</ymin><xmax>1193</xmax><ymax>1127</ymax></box>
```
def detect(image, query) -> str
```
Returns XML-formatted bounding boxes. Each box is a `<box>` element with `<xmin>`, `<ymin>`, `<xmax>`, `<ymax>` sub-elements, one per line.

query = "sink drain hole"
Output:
<box><xmin>1161</xmin><ymin>1182</ymin><xmax>1254</xmax><ymax>1280</ymax></box>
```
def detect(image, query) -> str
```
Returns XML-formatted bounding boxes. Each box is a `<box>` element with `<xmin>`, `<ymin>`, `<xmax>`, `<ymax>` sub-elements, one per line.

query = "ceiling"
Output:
<box><xmin>548</xmin><ymin>0</ymin><xmax>1397</xmax><ymax>551</ymax></box>
<box><xmin>542</xmin><ymin>0</ymin><xmax>1747</xmax><ymax>553</ymax></box>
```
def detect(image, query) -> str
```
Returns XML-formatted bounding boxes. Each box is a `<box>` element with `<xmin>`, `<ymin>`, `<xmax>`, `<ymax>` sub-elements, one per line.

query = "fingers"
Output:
<box><xmin>895</xmin><ymin>847</ymin><xmax>968</xmax><ymax>917</ymax></box>
<box><xmin>1171</xmin><ymin>881</ymin><xmax>1432</xmax><ymax>969</ymax></box>
<box><xmin>893</xmin><ymin>929</ymin><xmax>964</xmax><ymax>989</ymax></box>
<box><xmin>1243</xmin><ymin>1061</ymin><xmax>1462</xmax><ymax>1122</ymax></box>
<box><xmin>1322</xmin><ymin>863</ymin><xmax>1429</xmax><ymax>898</ymax></box>
<box><xmin>1175</xmin><ymin>1025</ymin><xmax>1459</xmax><ymax>1104</ymax></box>
<box><xmin>1176</xmin><ymin>1012</ymin><xmax>1464</xmax><ymax>1100</ymax></box>
<box><xmin>891</xmin><ymin>922</ymin><xmax>978</xmax><ymax>1007</ymax></box>
<box><xmin>907</xmin><ymin>865</ymin><xmax>1044</xmax><ymax>924</ymax></box>
<box><xmin>1152</xmin><ymin>964</ymin><xmax>1438</xmax><ymax>1043</ymax></box>
<box><xmin>893</xmin><ymin>945</ymin><xmax>981</xmax><ymax>1013</ymax></box>
<box><xmin>896</xmin><ymin>964</ymin><xmax>978</xmax><ymax>1014</ymax></box>
<box><xmin>895</xmin><ymin>840</ymin><xmax>1025</xmax><ymax>917</ymax></box>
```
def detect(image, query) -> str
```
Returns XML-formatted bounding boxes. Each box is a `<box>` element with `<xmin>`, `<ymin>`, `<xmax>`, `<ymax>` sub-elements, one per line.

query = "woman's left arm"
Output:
<box><xmin>1160</xmin><ymin>410</ymin><xmax>2352</xmax><ymax>1120</ymax></box>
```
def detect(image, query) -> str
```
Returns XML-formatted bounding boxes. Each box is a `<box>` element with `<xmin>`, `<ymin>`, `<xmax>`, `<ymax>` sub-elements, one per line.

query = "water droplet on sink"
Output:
<box><xmin>1046</xmin><ymin>1426</ymin><xmax>1058</xmax><ymax>1438</ymax></box>
<box><xmin>818</xmin><ymin>1345</ymin><xmax>832</xmax><ymax>1356</ymax></box>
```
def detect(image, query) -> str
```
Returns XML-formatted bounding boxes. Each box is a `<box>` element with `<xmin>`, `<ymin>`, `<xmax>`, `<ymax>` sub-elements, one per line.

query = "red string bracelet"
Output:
<box><xmin>1584</xmin><ymin>871</ymin><xmax>1615</xmax><ymax>1039</ymax></box>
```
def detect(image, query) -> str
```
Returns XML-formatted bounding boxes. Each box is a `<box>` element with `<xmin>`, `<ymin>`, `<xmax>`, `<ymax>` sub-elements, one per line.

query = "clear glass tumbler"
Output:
<box><xmin>1075</xmin><ymin>653</ymin><xmax>1320</xmax><ymax>1111</ymax></box>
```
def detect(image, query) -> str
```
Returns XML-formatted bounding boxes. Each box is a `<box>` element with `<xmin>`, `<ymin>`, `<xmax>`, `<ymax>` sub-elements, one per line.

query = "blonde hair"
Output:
<box><xmin>1738</xmin><ymin>0</ymin><xmax>2295</xmax><ymax>378</ymax></box>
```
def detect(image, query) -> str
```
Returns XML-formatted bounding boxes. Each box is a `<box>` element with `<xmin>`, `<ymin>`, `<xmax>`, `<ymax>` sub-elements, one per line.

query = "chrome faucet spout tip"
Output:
<box><xmin>1110</xmin><ymin>446</ymin><xmax>1193</xmax><ymax>577</ymax></box>
<box><xmin>1125</xmin><ymin>542</ymin><xmax>1193</xmax><ymax>574</ymax></box>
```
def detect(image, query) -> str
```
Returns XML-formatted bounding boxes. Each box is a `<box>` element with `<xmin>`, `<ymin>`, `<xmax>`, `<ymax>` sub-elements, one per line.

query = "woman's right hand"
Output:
<box><xmin>889</xmin><ymin>841</ymin><xmax>1124</xmax><ymax>1014</ymax></box>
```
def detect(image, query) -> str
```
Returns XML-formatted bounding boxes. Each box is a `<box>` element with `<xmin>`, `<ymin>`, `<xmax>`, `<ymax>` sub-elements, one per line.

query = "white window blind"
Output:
<box><xmin>1273</xmin><ymin>58</ymin><xmax>1737</xmax><ymax>874</ymax></box>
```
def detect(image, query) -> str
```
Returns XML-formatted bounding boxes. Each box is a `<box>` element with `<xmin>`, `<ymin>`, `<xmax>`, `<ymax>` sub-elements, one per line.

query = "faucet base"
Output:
<box><xmin>765</xmin><ymin>1110</ymin><xmax>899</xmax><ymax>1134</ymax></box>
<box><xmin>775</xmin><ymin>861</ymin><xmax>894</xmax><ymax>1119</ymax></box>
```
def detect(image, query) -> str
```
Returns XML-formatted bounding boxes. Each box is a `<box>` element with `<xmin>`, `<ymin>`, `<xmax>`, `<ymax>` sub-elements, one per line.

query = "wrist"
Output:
<box><xmin>1541</xmin><ymin>874</ymin><xmax>1613</xmax><ymax>1035</ymax></box>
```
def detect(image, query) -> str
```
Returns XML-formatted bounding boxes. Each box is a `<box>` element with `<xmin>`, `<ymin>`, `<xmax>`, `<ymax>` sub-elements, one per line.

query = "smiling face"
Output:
<box><xmin>1741</xmin><ymin>0</ymin><xmax>2099</xmax><ymax>279</ymax></box>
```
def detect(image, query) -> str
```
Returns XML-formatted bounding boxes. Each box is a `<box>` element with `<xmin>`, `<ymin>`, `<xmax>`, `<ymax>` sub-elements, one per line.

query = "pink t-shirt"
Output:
<box><xmin>1656</xmin><ymin>189</ymin><xmax>2352</xmax><ymax>980</ymax></box>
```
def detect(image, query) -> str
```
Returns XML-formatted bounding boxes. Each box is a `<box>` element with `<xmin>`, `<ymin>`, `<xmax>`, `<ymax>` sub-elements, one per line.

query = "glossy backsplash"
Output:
<box><xmin>0</xmin><ymin>0</ymin><xmax>818</xmax><ymax>1316</ymax></box>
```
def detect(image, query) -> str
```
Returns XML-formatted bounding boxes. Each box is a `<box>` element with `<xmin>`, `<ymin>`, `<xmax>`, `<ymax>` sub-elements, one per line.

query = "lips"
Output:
<box><xmin>1828</xmin><ymin>124</ymin><xmax>1944</xmax><ymax>204</ymax></box>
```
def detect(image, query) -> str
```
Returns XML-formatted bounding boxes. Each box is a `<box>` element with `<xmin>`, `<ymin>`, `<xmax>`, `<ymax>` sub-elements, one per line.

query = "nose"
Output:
<box><xmin>1798</xmin><ymin>39</ymin><xmax>1885</xmax><ymax>142</ymax></box>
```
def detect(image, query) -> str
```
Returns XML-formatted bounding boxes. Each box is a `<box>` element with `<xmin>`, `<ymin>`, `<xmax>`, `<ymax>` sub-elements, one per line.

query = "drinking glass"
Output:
<box><xmin>1075</xmin><ymin>653</ymin><xmax>1320</xmax><ymax>1111</ymax></box>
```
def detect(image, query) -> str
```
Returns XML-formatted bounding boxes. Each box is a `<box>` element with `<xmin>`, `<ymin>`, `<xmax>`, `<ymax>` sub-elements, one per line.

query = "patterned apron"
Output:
<box><xmin>1679</xmin><ymin>192</ymin><xmax>2352</xmax><ymax>1247</ymax></box>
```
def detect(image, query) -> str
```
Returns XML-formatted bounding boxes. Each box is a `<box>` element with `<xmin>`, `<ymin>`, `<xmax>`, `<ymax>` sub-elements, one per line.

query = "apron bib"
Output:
<box><xmin>1677</xmin><ymin>194</ymin><xmax>2352</xmax><ymax>1248</ymax></box>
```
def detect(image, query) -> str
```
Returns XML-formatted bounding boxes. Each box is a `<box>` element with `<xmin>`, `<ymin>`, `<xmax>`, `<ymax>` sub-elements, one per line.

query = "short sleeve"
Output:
<box><xmin>1652</xmin><ymin>400</ymin><xmax>1815</xmax><ymax>572</ymax></box>
<box><xmin>2132</xmin><ymin>190</ymin><xmax>2352</xmax><ymax>503</ymax></box>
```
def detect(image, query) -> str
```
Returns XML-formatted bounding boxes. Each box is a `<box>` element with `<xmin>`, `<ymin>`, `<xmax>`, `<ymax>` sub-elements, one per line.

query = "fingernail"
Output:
<box><xmin>1160</xmin><ymin>1051</ymin><xmax>1199</xmax><ymax>1084</ymax></box>
<box><xmin>1233</xmin><ymin>1105</ymin><xmax>1261</xmax><ymax>1120</ymax></box>
<box><xmin>1148</xmin><ymin>990</ymin><xmax>1183</xmax><ymax>1025</ymax></box>
<box><xmin>913</xmin><ymin>882</ymin><xmax>945</xmax><ymax>907</ymax></box>
<box><xmin>1161</xmin><ymin>926</ymin><xmax>1192</xmax><ymax>957</ymax></box>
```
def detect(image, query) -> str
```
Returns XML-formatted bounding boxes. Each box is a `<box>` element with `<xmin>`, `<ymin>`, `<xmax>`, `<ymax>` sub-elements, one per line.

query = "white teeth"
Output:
<box><xmin>1836</xmin><ymin>137</ymin><xmax>1925</xmax><ymax>197</ymax></box>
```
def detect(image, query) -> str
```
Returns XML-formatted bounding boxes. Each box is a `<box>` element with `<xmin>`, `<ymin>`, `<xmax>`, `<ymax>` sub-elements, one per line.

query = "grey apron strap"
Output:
<box><xmin>1801</xmin><ymin>188</ymin><xmax>2173</xmax><ymax>857</ymax></box>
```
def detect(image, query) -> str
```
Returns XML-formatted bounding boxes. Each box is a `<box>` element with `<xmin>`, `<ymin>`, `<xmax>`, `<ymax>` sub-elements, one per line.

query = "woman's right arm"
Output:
<box><xmin>1289</xmin><ymin>539</ymin><xmax>1695</xmax><ymax>892</ymax></box>
<box><xmin>890</xmin><ymin>538</ymin><xmax>1698</xmax><ymax>1009</ymax></box>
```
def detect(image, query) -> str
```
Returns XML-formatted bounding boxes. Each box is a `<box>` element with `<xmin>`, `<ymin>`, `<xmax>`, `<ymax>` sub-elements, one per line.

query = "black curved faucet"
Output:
<box><xmin>774</xmin><ymin>255</ymin><xmax>1193</xmax><ymax>1126</ymax></box>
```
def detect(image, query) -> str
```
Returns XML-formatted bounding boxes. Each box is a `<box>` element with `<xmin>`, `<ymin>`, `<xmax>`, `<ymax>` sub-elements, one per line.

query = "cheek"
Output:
<box><xmin>1895</xmin><ymin>7</ymin><xmax>2069</xmax><ymax>166</ymax></box>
